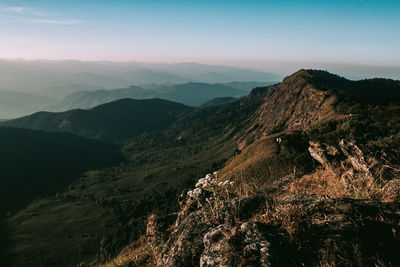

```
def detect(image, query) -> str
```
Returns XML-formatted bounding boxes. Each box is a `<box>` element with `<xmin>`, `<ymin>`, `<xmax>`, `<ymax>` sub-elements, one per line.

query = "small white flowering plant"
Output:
<box><xmin>186</xmin><ymin>171</ymin><xmax>235</xmax><ymax>223</ymax></box>
<box><xmin>187</xmin><ymin>171</ymin><xmax>234</xmax><ymax>198</ymax></box>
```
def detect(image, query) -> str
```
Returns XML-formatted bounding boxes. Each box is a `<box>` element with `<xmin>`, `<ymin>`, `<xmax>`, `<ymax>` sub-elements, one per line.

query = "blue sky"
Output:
<box><xmin>0</xmin><ymin>0</ymin><xmax>399</xmax><ymax>66</ymax></box>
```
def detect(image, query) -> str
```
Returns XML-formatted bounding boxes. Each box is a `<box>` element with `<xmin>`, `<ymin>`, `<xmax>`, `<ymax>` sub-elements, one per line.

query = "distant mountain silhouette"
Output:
<box><xmin>199</xmin><ymin>97</ymin><xmax>238</xmax><ymax>108</ymax></box>
<box><xmin>55</xmin><ymin>82</ymin><xmax>259</xmax><ymax>110</ymax></box>
<box><xmin>156</xmin><ymin>82</ymin><xmax>246</xmax><ymax>106</ymax></box>
<box><xmin>2</xmin><ymin>98</ymin><xmax>191</xmax><ymax>142</ymax></box>
<box><xmin>56</xmin><ymin>86</ymin><xmax>154</xmax><ymax>110</ymax></box>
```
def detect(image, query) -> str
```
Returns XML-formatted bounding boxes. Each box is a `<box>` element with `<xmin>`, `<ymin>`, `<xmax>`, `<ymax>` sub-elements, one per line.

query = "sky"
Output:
<box><xmin>0</xmin><ymin>0</ymin><xmax>399</xmax><ymax>67</ymax></box>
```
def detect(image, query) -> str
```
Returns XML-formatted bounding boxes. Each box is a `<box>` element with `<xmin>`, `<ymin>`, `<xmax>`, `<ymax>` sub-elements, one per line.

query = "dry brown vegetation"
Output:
<box><xmin>220</xmin><ymin>135</ymin><xmax>280</xmax><ymax>196</ymax></box>
<box><xmin>290</xmin><ymin>152</ymin><xmax>400</xmax><ymax>202</ymax></box>
<box><xmin>98</xmin><ymin>236</ymin><xmax>155</xmax><ymax>267</ymax></box>
<box><xmin>220</xmin><ymin>132</ymin><xmax>312</xmax><ymax>197</ymax></box>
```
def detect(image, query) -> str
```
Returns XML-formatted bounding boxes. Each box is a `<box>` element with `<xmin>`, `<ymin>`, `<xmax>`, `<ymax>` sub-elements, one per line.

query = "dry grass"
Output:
<box><xmin>290</xmin><ymin>158</ymin><xmax>400</xmax><ymax>201</ymax></box>
<box><xmin>220</xmin><ymin>133</ymin><xmax>306</xmax><ymax>198</ymax></box>
<box><xmin>97</xmin><ymin>236</ymin><xmax>156</xmax><ymax>267</ymax></box>
<box><xmin>260</xmin><ymin>202</ymin><xmax>307</xmax><ymax>236</ymax></box>
<box><xmin>232</xmin><ymin>166</ymin><xmax>273</xmax><ymax>198</ymax></box>
<box><xmin>290</xmin><ymin>167</ymin><xmax>345</xmax><ymax>197</ymax></box>
<box><xmin>221</xmin><ymin>135</ymin><xmax>280</xmax><ymax>183</ymax></box>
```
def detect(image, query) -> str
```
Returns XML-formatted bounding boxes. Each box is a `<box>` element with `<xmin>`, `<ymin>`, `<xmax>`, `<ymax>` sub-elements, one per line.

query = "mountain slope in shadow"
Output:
<box><xmin>2</xmin><ymin>98</ymin><xmax>191</xmax><ymax>143</ymax></box>
<box><xmin>0</xmin><ymin>126</ymin><xmax>124</xmax><ymax>215</ymax></box>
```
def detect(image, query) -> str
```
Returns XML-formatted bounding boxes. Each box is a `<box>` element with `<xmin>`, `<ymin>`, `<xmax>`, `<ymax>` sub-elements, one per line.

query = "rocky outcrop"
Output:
<box><xmin>157</xmin><ymin>210</ymin><xmax>209</xmax><ymax>267</ymax></box>
<box><xmin>306</xmin><ymin>139</ymin><xmax>385</xmax><ymax>197</ymax></box>
<box><xmin>153</xmin><ymin>192</ymin><xmax>267</xmax><ymax>267</ymax></box>
<box><xmin>155</xmin><ymin>196</ymin><xmax>272</xmax><ymax>267</ymax></box>
<box><xmin>199</xmin><ymin>222</ymin><xmax>270</xmax><ymax>267</ymax></box>
<box><xmin>308</xmin><ymin>141</ymin><xmax>339</xmax><ymax>174</ymax></box>
<box><xmin>339</xmin><ymin>139</ymin><xmax>373</xmax><ymax>179</ymax></box>
<box><xmin>151</xmin><ymin>190</ymin><xmax>400</xmax><ymax>267</ymax></box>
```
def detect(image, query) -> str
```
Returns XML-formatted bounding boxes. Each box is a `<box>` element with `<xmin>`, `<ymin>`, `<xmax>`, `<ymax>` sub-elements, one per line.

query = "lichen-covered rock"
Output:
<box><xmin>305</xmin><ymin>139</ymin><xmax>384</xmax><ymax>196</ymax></box>
<box><xmin>157</xmin><ymin>210</ymin><xmax>209</xmax><ymax>267</ymax></box>
<box><xmin>339</xmin><ymin>139</ymin><xmax>373</xmax><ymax>178</ymax></box>
<box><xmin>156</xmin><ymin>195</ymin><xmax>266</xmax><ymax>267</ymax></box>
<box><xmin>199</xmin><ymin>222</ymin><xmax>271</xmax><ymax>267</ymax></box>
<box><xmin>240</xmin><ymin>222</ymin><xmax>270</xmax><ymax>267</ymax></box>
<box><xmin>308</xmin><ymin>141</ymin><xmax>338</xmax><ymax>174</ymax></box>
<box><xmin>200</xmin><ymin>225</ymin><xmax>233</xmax><ymax>267</ymax></box>
<box><xmin>382</xmin><ymin>179</ymin><xmax>400</xmax><ymax>201</ymax></box>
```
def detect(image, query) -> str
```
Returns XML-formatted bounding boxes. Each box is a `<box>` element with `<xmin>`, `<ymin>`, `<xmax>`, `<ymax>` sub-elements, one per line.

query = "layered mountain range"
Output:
<box><xmin>54</xmin><ymin>82</ymin><xmax>261</xmax><ymax>111</ymax></box>
<box><xmin>0</xmin><ymin>60</ymin><xmax>279</xmax><ymax>119</ymax></box>
<box><xmin>1</xmin><ymin>69</ymin><xmax>400</xmax><ymax>266</ymax></box>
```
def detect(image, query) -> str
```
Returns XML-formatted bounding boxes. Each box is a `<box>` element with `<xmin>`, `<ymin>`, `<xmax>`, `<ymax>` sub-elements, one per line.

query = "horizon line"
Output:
<box><xmin>1</xmin><ymin>57</ymin><xmax>400</xmax><ymax>69</ymax></box>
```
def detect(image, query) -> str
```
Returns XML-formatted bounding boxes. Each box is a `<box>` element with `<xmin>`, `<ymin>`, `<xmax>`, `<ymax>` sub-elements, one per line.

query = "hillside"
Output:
<box><xmin>2</xmin><ymin>98</ymin><xmax>191</xmax><ymax>143</ymax></box>
<box><xmin>0</xmin><ymin>127</ymin><xmax>123</xmax><ymax>216</ymax></box>
<box><xmin>3</xmin><ymin>70</ymin><xmax>400</xmax><ymax>266</ymax></box>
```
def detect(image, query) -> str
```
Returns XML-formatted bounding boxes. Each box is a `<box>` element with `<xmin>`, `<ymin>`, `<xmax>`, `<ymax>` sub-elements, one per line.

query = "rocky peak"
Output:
<box><xmin>239</xmin><ymin>70</ymin><xmax>345</xmax><ymax>149</ymax></box>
